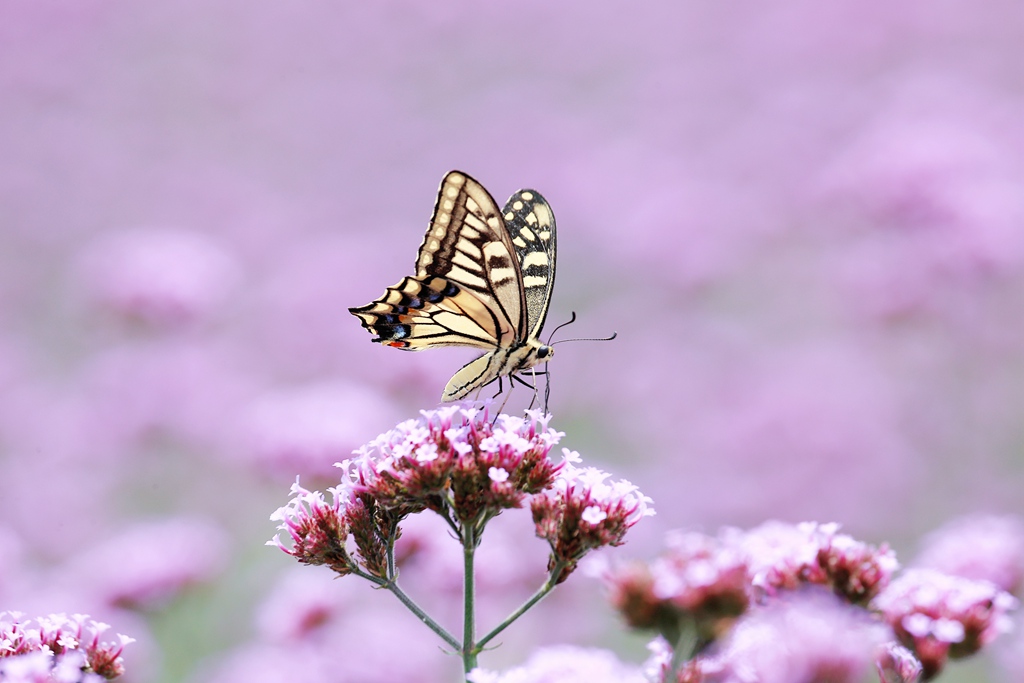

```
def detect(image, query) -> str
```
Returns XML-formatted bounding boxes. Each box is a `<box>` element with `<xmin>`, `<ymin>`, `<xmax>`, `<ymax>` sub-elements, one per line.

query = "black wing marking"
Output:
<box><xmin>349</xmin><ymin>276</ymin><xmax>502</xmax><ymax>350</ymax></box>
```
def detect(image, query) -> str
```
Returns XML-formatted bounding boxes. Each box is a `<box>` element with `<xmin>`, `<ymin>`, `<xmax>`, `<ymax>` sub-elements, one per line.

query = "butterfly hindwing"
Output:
<box><xmin>502</xmin><ymin>189</ymin><xmax>556</xmax><ymax>341</ymax></box>
<box><xmin>349</xmin><ymin>275</ymin><xmax>502</xmax><ymax>350</ymax></box>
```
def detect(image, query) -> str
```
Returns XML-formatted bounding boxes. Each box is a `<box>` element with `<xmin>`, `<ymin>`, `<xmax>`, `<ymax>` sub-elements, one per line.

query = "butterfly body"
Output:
<box><xmin>350</xmin><ymin>171</ymin><xmax>556</xmax><ymax>402</ymax></box>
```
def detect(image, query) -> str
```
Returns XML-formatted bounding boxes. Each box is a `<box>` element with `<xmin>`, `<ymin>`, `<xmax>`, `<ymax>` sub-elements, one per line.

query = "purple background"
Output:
<box><xmin>3</xmin><ymin>2</ymin><xmax>1024</xmax><ymax>681</ymax></box>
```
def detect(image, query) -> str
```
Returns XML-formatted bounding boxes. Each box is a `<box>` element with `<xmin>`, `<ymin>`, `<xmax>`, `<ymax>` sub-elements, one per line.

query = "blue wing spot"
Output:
<box><xmin>380</xmin><ymin>324</ymin><xmax>410</xmax><ymax>341</ymax></box>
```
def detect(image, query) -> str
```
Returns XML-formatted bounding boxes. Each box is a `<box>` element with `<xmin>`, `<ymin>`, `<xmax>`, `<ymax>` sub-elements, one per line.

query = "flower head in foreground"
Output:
<box><xmin>872</xmin><ymin>568</ymin><xmax>1017</xmax><ymax>679</ymax></box>
<box><xmin>0</xmin><ymin>612</ymin><xmax>134</xmax><ymax>681</ymax></box>
<box><xmin>346</xmin><ymin>406</ymin><xmax>565</xmax><ymax>524</ymax></box>
<box><xmin>532</xmin><ymin>451</ymin><xmax>654</xmax><ymax>583</ymax></box>
<box><xmin>270</xmin><ymin>479</ymin><xmax>385</xmax><ymax>581</ymax></box>
<box><xmin>270</xmin><ymin>407</ymin><xmax>600</xmax><ymax>580</ymax></box>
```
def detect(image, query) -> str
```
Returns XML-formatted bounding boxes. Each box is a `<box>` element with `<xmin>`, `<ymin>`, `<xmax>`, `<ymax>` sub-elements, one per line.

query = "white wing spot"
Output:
<box><xmin>512</xmin><ymin>236</ymin><xmax>527</xmax><ymax>248</ymax></box>
<box><xmin>434</xmin><ymin>226</ymin><xmax>446</xmax><ymax>237</ymax></box>
<box><xmin>520</xmin><ymin>192</ymin><xmax>534</xmax><ymax>201</ymax></box>
<box><xmin>437</xmin><ymin>212</ymin><xmax>450</xmax><ymax>225</ymax></box>
<box><xmin>512</xmin><ymin>200</ymin><xmax>523</xmax><ymax>210</ymax></box>
<box><xmin>522</xmin><ymin>252</ymin><xmax>548</xmax><ymax>267</ymax></box>
<box><xmin>443</xmin><ymin>199</ymin><xmax>454</xmax><ymax>210</ymax></box>
<box><xmin>446</xmin><ymin>186</ymin><xmax>459</xmax><ymax>199</ymax></box>
<box><xmin>519</xmin><ymin>226</ymin><xmax>536</xmax><ymax>241</ymax></box>
<box><xmin>525</xmin><ymin>213</ymin><xmax>537</xmax><ymax>225</ymax></box>
<box><xmin>523</xmin><ymin>275</ymin><xmax>547</xmax><ymax>287</ymax></box>
<box><xmin>504</xmin><ymin>212</ymin><xmax>514</xmax><ymax>220</ymax></box>
<box><xmin>429</xmin><ymin>239</ymin><xmax>440</xmax><ymax>250</ymax></box>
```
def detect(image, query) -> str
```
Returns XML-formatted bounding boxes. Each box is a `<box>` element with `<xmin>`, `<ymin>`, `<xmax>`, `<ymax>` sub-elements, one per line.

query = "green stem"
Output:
<box><xmin>384</xmin><ymin>580</ymin><xmax>461</xmax><ymax>652</ymax></box>
<box><xmin>462</xmin><ymin>523</ymin><xmax>478</xmax><ymax>674</ymax></box>
<box><xmin>474</xmin><ymin>560</ymin><xmax>567</xmax><ymax>652</ymax></box>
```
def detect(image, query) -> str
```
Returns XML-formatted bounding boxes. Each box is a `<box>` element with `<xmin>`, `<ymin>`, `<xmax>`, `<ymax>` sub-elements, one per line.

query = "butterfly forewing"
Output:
<box><xmin>415</xmin><ymin>172</ymin><xmax>524</xmax><ymax>339</ymax></box>
<box><xmin>502</xmin><ymin>189</ymin><xmax>556</xmax><ymax>341</ymax></box>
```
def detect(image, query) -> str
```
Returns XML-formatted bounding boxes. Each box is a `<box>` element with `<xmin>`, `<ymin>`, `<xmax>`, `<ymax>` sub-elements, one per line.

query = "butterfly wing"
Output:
<box><xmin>349</xmin><ymin>275</ymin><xmax>504</xmax><ymax>350</ymax></box>
<box><xmin>501</xmin><ymin>188</ymin><xmax>556</xmax><ymax>341</ymax></box>
<box><xmin>350</xmin><ymin>171</ymin><xmax>528</xmax><ymax>353</ymax></box>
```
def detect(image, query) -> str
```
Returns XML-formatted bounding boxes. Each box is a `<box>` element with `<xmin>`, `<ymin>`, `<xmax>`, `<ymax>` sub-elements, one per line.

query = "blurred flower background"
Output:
<box><xmin>2</xmin><ymin>2</ymin><xmax>1024</xmax><ymax>682</ymax></box>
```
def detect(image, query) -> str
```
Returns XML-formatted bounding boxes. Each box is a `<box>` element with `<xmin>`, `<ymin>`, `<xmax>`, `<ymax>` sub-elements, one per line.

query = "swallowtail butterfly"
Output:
<box><xmin>350</xmin><ymin>170</ymin><xmax>556</xmax><ymax>402</ymax></box>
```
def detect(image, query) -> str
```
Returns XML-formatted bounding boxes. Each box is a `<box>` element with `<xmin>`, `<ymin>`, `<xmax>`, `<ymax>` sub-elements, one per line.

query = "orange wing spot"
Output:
<box><xmin>384</xmin><ymin>341</ymin><xmax>408</xmax><ymax>348</ymax></box>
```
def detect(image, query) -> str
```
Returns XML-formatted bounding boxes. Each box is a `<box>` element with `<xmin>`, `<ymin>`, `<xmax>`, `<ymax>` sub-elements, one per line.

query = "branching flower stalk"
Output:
<box><xmin>269</xmin><ymin>404</ymin><xmax>654</xmax><ymax>678</ymax></box>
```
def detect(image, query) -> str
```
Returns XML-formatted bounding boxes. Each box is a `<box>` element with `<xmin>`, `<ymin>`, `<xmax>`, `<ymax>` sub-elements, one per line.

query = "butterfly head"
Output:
<box><xmin>519</xmin><ymin>339</ymin><xmax>553</xmax><ymax>371</ymax></box>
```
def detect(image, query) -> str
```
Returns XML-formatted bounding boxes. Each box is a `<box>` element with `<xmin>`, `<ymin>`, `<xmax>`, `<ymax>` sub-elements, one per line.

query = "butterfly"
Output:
<box><xmin>350</xmin><ymin>170</ymin><xmax>557</xmax><ymax>403</ymax></box>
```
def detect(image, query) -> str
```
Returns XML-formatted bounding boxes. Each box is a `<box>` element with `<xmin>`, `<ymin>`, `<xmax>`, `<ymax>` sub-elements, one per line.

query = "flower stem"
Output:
<box><xmin>384</xmin><ymin>581</ymin><xmax>460</xmax><ymax>651</ymax></box>
<box><xmin>474</xmin><ymin>559</ymin><xmax>567</xmax><ymax>653</ymax></box>
<box><xmin>462</xmin><ymin>522</ymin><xmax>478</xmax><ymax>674</ymax></box>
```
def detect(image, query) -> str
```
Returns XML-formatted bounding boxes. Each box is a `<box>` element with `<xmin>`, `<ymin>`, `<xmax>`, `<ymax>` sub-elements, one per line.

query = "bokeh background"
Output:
<box><xmin>3</xmin><ymin>1</ymin><xmax>1024</xmax><ymax>681</ymax></box>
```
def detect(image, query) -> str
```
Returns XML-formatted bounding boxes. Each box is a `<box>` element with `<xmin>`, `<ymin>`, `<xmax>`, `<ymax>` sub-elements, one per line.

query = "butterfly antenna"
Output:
<box><xmin>547</xmin><ymin>311</ymin><xmax>617</xmax><ymax>345</ymax></box>
<box><xmin>552</xmin><ymin>331</ymin><xmax>618</xmax><ymax>345</ymax></box>
<box><xmin>545</xmin><ymin>312</ymin><xmax>577</xmax><ymax>345</ymax></box>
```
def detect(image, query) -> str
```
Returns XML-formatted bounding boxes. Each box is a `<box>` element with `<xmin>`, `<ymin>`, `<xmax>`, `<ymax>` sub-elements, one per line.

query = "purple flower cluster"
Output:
<box><xmin>602</xmin><ymin>521</ymin><xmax>1017</xmax><ymax>682</ymax></box>
<box><xmin>0</xmin><ymin>612</ymin><xmax>134</xmax><ymax>681</ymax></box>
<box><xmin>532</xmin><ymin>451</ymin><xmax>654</xmax><ymax>583</ymax></box>
<box><xmin>270</xmin><ymin>406</ymin><xmax>652</xmax><ymax>584</ymax></box>
<box><xmin>874</xmin><ymin>568</ymin><xmax>1018</xmax><ymax>679</ymax></box>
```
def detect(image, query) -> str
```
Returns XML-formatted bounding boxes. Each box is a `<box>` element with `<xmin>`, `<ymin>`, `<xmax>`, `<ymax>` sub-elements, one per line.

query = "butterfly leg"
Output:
<box><xmin>510</xmin><ymin>371</ymin><xmax>542</xmax><ymax>411</ymax></box>
<box><xmin>495</xmin><ymin>376</ymin><xmax>515</xmax><ymax>416</ymax></box>
<box><xmin>542</xmin><ymin>362</ymin><xmax>552</xmax><ymax>414</ymax></box>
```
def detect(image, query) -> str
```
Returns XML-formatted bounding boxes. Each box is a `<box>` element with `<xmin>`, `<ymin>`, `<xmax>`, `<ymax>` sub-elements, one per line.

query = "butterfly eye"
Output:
<box><xmin>536</xmin><ymin>345</ymin><xmax>554</xmax><ymax>360</ymax></box>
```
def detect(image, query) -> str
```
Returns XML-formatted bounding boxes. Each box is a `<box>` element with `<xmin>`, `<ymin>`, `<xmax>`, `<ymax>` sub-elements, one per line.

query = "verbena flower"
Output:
<box><xmin>646</xmin><ymin>592</ymin><xmax>887</xmax><ymax>683</ymax></box>
<box><xmin>344</xmin><ymin>406</ymin><xmax>565</xmax><ymax>524</ymax></box>
<box><xmin>876</xmin><ymin>642</ymin><xmax>924</xmax><ymax>683</ymax></box>
<box><xmin>270</xmin><ymin>407</ymin><xmax>641</xmax><ymax>583</ymax></box>
<box><xmin>268</xmin><ymin>479</ymin><xmax>358</xmax><ymax>576</ymax></box>
<box><xmin>738</xmin><ymin>521</ymin><xmax>898</xmax><ymax>604</ymax></box>
<box><xmin>532</xmin><ymin>451</ymin><xmax>655</xmax><ymax>583</ymax></box>
<box><xmin>708</xmin><ymin>591</ymin><xmax>887</xmax><ymax>683</ymax></box>
<box><xmin>872</xmin><ymin>567</ymin><xmax>1018</xmax><ymax>679</ymax></box>
<box><xmin>0</xmin><ymin>612</ymin><xmax>134</xmax><ymax>681</ymax></box>
<box><xmin>600</xmin><ymin>530</ymin><xmax>748</xmax><ymax>646</ymax></box>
